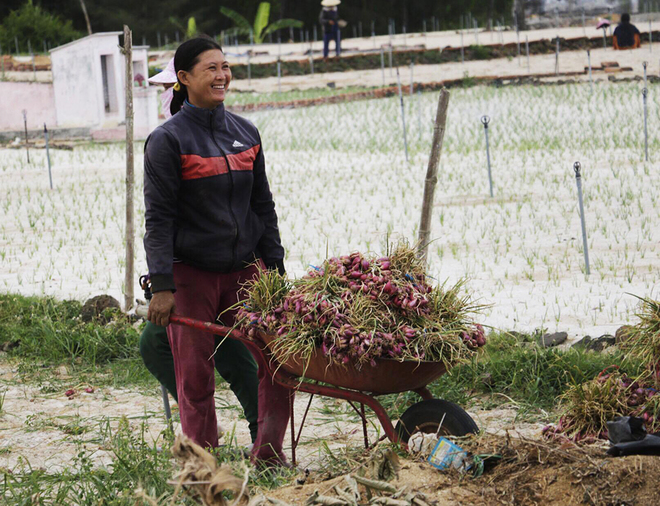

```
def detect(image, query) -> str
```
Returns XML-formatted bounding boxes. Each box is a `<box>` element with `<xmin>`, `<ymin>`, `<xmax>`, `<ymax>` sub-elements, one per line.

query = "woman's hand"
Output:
<box><xmin>148</xmin><ymin>291</ymin><xmax>176</xmax><ymax>327</ymax></box>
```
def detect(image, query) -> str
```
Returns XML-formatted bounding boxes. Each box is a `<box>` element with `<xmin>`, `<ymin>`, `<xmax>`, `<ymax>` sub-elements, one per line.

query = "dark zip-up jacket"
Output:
<box><xmin>144</xmin><ymin>102</ymin><xmax>284</xmax><ymax>293</ymax></box>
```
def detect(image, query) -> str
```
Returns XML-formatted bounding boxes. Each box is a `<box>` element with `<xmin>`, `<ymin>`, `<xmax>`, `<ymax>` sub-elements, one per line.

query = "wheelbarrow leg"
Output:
<box><xmin>361</xmin><ymin>403</ymin><xmax>369</xmax><ymax>448</ymax></box>
<box><xmin>289</xmin><ymin>391</ymin><xmax>296</xmax><ymax>466</ymax></box>
<box><xmin>414</xmin><ymin>387</ymin><xmax>434</xmax><ymax>401</ymax></box>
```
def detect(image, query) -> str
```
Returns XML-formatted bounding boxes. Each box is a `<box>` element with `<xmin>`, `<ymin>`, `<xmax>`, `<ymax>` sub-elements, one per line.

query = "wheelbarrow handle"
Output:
<box><xmin>134</xmin><ymin>304</ymin><xmax>248</xmax><ymax>342</ymax></box>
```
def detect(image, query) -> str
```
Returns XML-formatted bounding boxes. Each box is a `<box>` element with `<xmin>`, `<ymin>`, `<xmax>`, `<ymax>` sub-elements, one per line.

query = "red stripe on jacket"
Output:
<box><xmin>180</xmin><ymin>145</ymin><xmax>260</xmax><ymax>180</ymax></box>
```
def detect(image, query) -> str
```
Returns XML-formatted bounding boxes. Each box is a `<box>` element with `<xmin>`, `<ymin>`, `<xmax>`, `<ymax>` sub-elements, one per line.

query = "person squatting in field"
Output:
<box><xmin>613</xmin><ymin>13</ymin><xmax>641</xmax><ymax>50</ymax></box>
<box><xmin>142</xmin><ymin>57</ymin><xmax>260</xmax><ymax>447</ymax></box>
<box><xmin>143</xmin><ymin>36</ymin><xmax>290</xmax><ymax>466</ymax></box>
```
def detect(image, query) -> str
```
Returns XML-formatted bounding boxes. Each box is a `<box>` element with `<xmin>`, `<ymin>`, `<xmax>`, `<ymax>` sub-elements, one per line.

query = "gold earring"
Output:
<box><xmin>173</xmin><ymin>82</ymin><xmax>181</xmax><ymax>91</ymax></box>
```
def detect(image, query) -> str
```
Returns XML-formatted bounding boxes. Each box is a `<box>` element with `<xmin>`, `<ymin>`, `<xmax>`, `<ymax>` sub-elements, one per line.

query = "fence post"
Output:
<box><xmin>123</xmin><ymin>25</ymin><xmax>135</xmax><ymax>312</ymax></box>
<box><xmin>44</xmin><ymin>124</ymin><xmax>53</xmax><ymax>189</ymax></box>
<box><xmin>482</xmin><ymin>116</ymin><xmax>494</xmax><ymax>197</ymax></box>
<box><xmin>573</xmin><ymin>162</ymin><xmax>590</xmax><ymax>276</ymax></box>
<box><xmin>395</xmin><ymin>68</ymin><xmax>409</xmax><ymax>162</ymax></box>
<box><xmin>22</xmin><ymin>109</ymin><xmax>30</xmax><ymax>164</ymax></box>
<box><xmin>418</xmin><ymin>89</ymin><xmax>450</xmax><ymax>263</ymax></box>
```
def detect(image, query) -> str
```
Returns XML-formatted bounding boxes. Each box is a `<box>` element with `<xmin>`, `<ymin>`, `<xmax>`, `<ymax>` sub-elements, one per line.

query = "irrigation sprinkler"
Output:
<box><xmin>517</xmin><ymin>30</ymin><xmax>521</xmax><ymax>66</ymax></box>
<box><xmin>601</xmin><ymin>26</ymin><xmax>607</xmax><ymax>49</ymax></box>
<box><xmin>44</xmin><ymin>124</ymin><xmax>53</xmax><ymax>190</ymax></box>
<box><xmin>588</xmin><ymin>50</ymin><xmax>593</xmax><ymax>93</ymax></box>
<box><xmin>643</xmin><ymin>61</ymin><xmax>648</xmax><ymax>88</ymax></box>
<box><xmin>409</xmin><ymin>61</ymin><xmax>414</xmax><ymax>96</ymax></box>
<box><xmin>395</xmin><ymin>68</ymin><xmax>409</xmax><ymax>162</ymax></box>
<box><xmin>309</xmin><ymin>47</ymin><xmax>314</xmax><ymax>76</ymax></box>
<box><xmin>573</xmin><ymin>162</ymin><xmax>590</xmax><ymax>277</ymax></box>
<box><xmin>403</xmin><ymin>24</ymin><xmax>407</xmax><ymax>47</ymax></box>
<box><xmin>22</xmin><ymin>110</ymin><xmax>30</xmax><ymax>164</ymax></box>
<box><xmin>643</xmin><ymin>88</ymin><xmax>649</xmax><ymax>162</ymax></box>
<box><xmin>526</xmin><ymin>36</ymin><xmax>530</xmax><ymax>74</ymax></box>
<box><xmin>380</xmin><ymin>47</ymin><xmax>385</xmax><ymax>86</ymax></box>
<box><xmin>473</xmin><ymin>19</ymin><xmax>479</xmax><ymax>45</ymax></box>
<box><xmin>460</xmin><ymin>29</ymin><xmax>465</xmax><ymax>64</ymax></box>
<box><xmin>555</xmin><ymin>36</ymin><xmax>560</xmax><ymax>75</ymax></box>
<box><xmin>481</xmin><ymin>116</ymin><xmax>494</xmax><ymax>197</ymax></box>
<box><xmin>277</xmin><ymin>58</ymin><xmax>282</xmax><ymax>94</ymax></box>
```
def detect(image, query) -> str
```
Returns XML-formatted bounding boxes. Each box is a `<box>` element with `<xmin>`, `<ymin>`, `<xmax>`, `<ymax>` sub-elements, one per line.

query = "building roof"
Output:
<box><xmin>49</xmin><ymin>32</ymin><xmax>123</xmax><ymax>54</ymax></box>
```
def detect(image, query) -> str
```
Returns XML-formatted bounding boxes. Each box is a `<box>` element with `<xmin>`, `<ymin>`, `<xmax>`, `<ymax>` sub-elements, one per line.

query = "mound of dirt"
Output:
<box><xmin>264</xmin><ymin>434</ymin><xmax>660</xmax><ymax>505</ymax></box>
<box><xmin>80</xmin><ymin>294</ymin><xmax>121</xmax><ymax>323</ymax></box>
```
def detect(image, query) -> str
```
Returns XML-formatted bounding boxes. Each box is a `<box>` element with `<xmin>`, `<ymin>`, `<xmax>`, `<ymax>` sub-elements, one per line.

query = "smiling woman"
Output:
<box><xmin>142</xmin><ymin>36</ymin><xmax>291</xmax><ymax>467</ymax></box>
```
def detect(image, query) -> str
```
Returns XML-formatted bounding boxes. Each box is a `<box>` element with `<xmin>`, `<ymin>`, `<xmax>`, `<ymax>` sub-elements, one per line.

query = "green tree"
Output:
<box><xmin>0</xmin><ymin>0</ymin><xmax>81</xmax><ymax>53</ymax></box>
<box><xmin>220</xmin><ymin>2</ymin><xmax>302</xmax><ymax>44</ymax></box>
<box><xmin>169</xmin><ymin>15</ymin><xmax>198</xmax><ymax>40</ymax></box>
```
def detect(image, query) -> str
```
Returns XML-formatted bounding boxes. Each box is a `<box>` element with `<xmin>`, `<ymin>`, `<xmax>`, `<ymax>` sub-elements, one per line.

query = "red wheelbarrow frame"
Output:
<box><xmin>158</xmin><ymin>312</ymin><xmax>435</xmax><ymax>465</ymax></box>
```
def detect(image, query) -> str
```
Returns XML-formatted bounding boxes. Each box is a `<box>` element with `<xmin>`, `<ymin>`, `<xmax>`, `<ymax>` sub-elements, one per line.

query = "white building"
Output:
<box><xmin>49</xmin><ymin>32</ymin><xmax>158</xmax><ymax>137</ymax></box>
<box><xmin>531</xmin><ymin>1</ymin><xmax>637</xmax><ymax>14</ymax></box>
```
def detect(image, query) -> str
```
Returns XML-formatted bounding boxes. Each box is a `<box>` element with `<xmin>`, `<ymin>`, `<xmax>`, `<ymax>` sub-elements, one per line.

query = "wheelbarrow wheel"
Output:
<box><xmin>395</xmin><ymin>399</ymin><xmax>478</xmax><ymax>444</ymax></box>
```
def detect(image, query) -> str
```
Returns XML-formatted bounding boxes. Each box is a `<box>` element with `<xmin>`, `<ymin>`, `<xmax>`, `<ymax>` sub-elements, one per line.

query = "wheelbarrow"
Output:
<box><xmin>135</xmin><ymin>307</ymin><xmax>479</xmax><ymax>464</ymax></box>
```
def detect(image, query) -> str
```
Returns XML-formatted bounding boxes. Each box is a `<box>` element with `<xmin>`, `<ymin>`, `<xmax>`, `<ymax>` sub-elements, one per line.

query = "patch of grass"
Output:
<box><xmin>0</xmin><ymin>294</ymin><xmax>140</xmax><ymax>365</ymax></box>
<box><xmin>2</xmin><ymin>417</ymin><xmax>292</xmax><ymax>504</ymax></box>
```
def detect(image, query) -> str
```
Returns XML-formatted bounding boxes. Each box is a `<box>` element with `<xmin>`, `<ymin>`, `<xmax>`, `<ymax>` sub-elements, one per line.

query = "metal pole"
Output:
<box><xmin>555</xmin><ymin>36</ymin><xmax>560</xmax><ymax>75</ymax></box>
<box><xmin>517</xmin><ymin>30</ymin><xmax>521</xmax><ymax>66</ymax></box>
<box><xmin>460</xmin><ymin>29</ymin><xmax>464</xmax><ymax>64</ymax></box>
<box><xmin>22</xmin><ymin>110</ymin><xmax>29</xmax><ymax>164</ymax></box>
<box><xmin>123</xmin><ymin>25</ymin><xmax>135</xmax><ymax>312</ymax></box>
<box><xmin>417</xmin><ymin>89</ymin><xmax>422</xmax><ymax>140</ymax></box>
<box><xmin>396</xmin><ymin>68</ymin><xmax>409</xmax><ymax>162</ymax></box>
<box><xmin>582</xmin><ymin>10</ymin><xmax>586</xmax><ymax>37</ymax></box>
<box><xmin>650</xmin><ymin>19</ymin><xmax>653</xmax><ymax>52</ymax></box>
<box><xmin>1</xmin><ymin>43</ymin><xmax>4</xmax><ymax>79</ymax></box>
<box><xmin>389</xmin><ymin>44</ymin><xmax>393</xmax><ymax>76</ymax></box>
<box><xmin>482</xmin><ymin>116</ymin><xmax>493</xmax><ymax>197</ymax></box>
<box><xmin>588</xmin><ymin>50</ymin><xmax>593</xmax><ymax>93</ymax></box>
<box><xmin>474</xmin><ymin>19</ymin><xmax>479</xmax><ymax>45</ymax></box>
<box><xmin>643</xmin><ymin>88</ymin><xmax>649</xmax><ymax>162</ymax></box>
<box><xmin>526</xmin><ymin>36</ymin><xmax>530</xmax><ymax>74</ymax></box>
<box><xmin>247</xmin><ymin>51</ymin><xmax>251</xmax><ymax>86</ymax></box>
<box><xmin>380</xmin><ymin>46</ymin><xmax>385</xmax><ymax>86</ymax></box>
<box><xmin>44</xmin><ymin>124</ymin><xmax>53</xmax><ymax>190</ymax></box>
<box><xmin>602</xmin><ymin>27</ymin><xmax>607</xmax><ymax>49</ymax></box>
<box><xmin>31</xmin><ymin>47</ymin><xmax>36</xmax><ymax>81</ymax></box>
<box><xmin>277</xmin><ymin>58</ymin><xmax>281</xmax><ymax>93</ymax></box>
<box><xmin>573</xmin><ymin>162</ymin><xmax>590</xmax><ymax>276</ymax></box>
<box><xmin>409</xmin><ymin>61</ymin><xmax>414</xmax><ymax>95</ymax></box>
<box><xmin>309</xmin><ymin>45</ymin><xmax>314</xmax><ymax>75</ymax></box>
<box><xmin>161</xmin><ymin>384</ymin><xmax>172</xmax><ymax>425</ymax></box>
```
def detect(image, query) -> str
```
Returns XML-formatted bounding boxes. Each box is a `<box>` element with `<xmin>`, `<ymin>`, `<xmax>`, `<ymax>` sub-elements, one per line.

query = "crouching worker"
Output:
<box><xmin>139</xmin><ymin>320</ymin><xmax>259</xmax><ymax>443</ymax></box>
<box><xmin>143</xmin><ymin>36</ymin><xmax>291</xmax><ymax>467</ymax></box>
<box><xmin>613</xmin><ymin>13</ymin><xmax>641</xmax><ymax>50</ymax></box>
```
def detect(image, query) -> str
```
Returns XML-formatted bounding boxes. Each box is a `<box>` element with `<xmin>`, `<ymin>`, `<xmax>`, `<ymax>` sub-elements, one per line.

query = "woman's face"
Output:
<box><xmin>178</xmin><ymin>49</ymin><xmax>231</xmax><ymax>109</ymax></box>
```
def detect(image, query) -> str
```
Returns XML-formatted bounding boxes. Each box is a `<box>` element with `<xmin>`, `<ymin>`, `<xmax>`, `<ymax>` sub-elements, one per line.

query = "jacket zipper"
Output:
<box><xmin>209</xmin><ymin>110</ymin><xmax>239</xmax><ymax>270</ymax></box>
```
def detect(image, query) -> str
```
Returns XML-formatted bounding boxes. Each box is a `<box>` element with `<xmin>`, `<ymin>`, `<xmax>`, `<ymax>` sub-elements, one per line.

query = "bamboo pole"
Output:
<box><xmin>417</xmin><ymin>89</ymin><xmax>450</xmax><ymax>262</ymax></box>
<box><xmin>79</xmin><ymin>0</ymin><xmax>92</xmax><ymax>35</ymax></box>
<box><xmin>123</xmin><ymin>25</ymin><xmax>135</xmax><ymax>311</ymax></box>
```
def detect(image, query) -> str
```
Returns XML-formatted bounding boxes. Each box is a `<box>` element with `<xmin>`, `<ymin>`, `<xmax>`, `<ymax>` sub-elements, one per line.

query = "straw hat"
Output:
<box><xmin>148</xmin><ymin>58</ymin><xmax>177</xmax><ymax>84</ymax></box>
<box><xmin>321</xmin><ymin>0</ymin><xmax>341</xmax><ymax>7</ymax></box>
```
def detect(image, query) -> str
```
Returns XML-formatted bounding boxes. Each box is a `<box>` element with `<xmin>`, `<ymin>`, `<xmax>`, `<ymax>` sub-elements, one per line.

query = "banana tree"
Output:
<box><xmin>220</xmin><ymin>2</ymin><xmax>303</xmax><ymax>44</ymax></box>
<box><xmin>168</xmin><ymin>16</ymin><xmax>198</xmax><ymax>39</ymax></box>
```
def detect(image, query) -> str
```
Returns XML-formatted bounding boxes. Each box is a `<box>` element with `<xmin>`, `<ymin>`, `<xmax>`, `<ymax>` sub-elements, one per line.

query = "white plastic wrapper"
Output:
<box><xmin>408</xmin><ymin>432</ymin><xmax>438</xmax><ymax>456</ymax></box>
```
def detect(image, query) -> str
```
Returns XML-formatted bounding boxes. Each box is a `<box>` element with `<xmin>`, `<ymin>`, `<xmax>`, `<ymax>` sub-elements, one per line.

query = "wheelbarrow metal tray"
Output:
<box><xmin>257</xmin><ymin>331</ymin><xmax>447</xmax><ymax>395</ymax></box>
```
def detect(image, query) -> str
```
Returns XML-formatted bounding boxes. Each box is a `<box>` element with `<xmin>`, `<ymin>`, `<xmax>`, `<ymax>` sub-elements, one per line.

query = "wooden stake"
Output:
<box><xmin>417</xmin><ymin>89</ymin><xmax>450</xmax><ymax>262</ymax></box>
<box><xmin>123</xmin><ymin>25</ymin><xmax>135</xmax><ymax>311</ymax></box>
<box><xmin>79</xmin><ymin>0</ymin><xmax>92</xmax><ymax>35</ymax></box>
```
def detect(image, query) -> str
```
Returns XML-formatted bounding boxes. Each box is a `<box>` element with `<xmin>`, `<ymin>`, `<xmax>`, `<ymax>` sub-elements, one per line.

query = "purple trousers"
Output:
<box><xmin>167</xmin><ymin>262</ymin><xmax>291</xmax><ymax>462</ymax></box>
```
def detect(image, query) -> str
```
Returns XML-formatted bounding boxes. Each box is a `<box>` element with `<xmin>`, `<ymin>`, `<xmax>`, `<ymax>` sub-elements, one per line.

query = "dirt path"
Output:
<box><xmin>0</xmin><ymin>358</ymin><xmax>543</xmax><ymax>473</ymax></box>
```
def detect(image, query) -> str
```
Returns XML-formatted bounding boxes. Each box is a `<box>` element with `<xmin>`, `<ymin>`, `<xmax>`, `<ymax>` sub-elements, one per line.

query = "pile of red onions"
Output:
<box><xmin>238</xmin><ymin>250</ymin><xmax>485</xmax><ymax>368</ymax></box>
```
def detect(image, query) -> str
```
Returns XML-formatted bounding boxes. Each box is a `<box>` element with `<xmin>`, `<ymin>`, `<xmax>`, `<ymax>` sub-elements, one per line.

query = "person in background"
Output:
<box><xmin>144</xmin><ymin>37</ymin><xmax>290</xmax><ymax>467</ymax></box>
<box><xmin>143</xmin><ymin>58</ymin><xmax>260</xmax><ymax>446</ymax></box>
<box><xmin>148</xmin><ymin>58</ymin><xmax>177</xmax><ymax>119</ymax></box>
<box><xmin>613</xmin><ymin>13</ymin><xmax>641</xmax><ymax>50</ymax></box>
<box><xmin>319</xmin><ymin>0</ymin><xmax>341</xmax><ymax>59</ymax></box>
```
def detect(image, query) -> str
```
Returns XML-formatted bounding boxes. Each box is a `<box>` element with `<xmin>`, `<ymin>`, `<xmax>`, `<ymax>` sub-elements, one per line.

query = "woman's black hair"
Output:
<box><xmin>170</xmin><ymin>36</ymin><xmax>223</xmax><ymax>116</ymax></box>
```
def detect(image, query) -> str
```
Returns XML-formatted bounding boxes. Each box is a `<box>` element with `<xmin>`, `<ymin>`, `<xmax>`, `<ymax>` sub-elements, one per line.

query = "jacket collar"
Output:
<box><xmin>180</xmin><ymin>101</ymin><xmax>227</xmax><ymax>131</ymax></box>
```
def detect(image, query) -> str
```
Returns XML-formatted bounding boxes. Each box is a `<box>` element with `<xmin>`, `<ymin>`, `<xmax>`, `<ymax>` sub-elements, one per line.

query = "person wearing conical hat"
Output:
<box><xmin>319</xmin><ymin>0</ymin><xmax>341</xmax><ymax>59</ymax></box>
